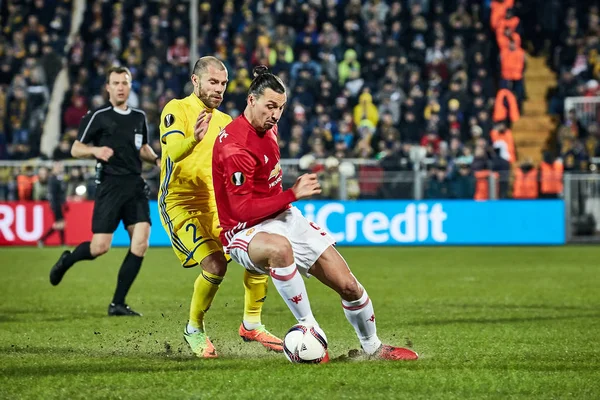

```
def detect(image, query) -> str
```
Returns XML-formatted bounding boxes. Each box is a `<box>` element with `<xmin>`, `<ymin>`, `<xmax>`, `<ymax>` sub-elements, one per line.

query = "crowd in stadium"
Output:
<box><xmin>545</xmin><ymin>2</ymin><xmax>600</xmax><ymax>173</ymax></box>
<box><xmin>0</xmin><ymin>0</ymin><xmax>599</xmax><ymax>202</ymax></box>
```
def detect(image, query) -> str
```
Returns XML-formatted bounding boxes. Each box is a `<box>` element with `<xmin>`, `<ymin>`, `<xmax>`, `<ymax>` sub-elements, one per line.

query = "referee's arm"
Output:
<box><xmin>140</xmin><ymin>144</ymin><xmax>160</xmax><ymax>167</ymax></box>
<box><xmin>71</xmin><ymin>111</ymin><xmax>113</xmax><ymax>161</ymax></box>
<box><xmin>71</xmin><ymin>141</ymin><xmax>113</xmax><ymax>162</ymax></box>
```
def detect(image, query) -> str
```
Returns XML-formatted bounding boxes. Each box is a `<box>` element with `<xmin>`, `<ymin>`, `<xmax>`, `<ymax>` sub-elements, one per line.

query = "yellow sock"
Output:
<box><xmin>243</xmin><ymin>269</ymin><xmax>268</xmax><ymax>326</ymax></box>
<box><xmin>189</xmin><ymin>270</ymin><xmax>223</xmax><ymax>331</ymax></box>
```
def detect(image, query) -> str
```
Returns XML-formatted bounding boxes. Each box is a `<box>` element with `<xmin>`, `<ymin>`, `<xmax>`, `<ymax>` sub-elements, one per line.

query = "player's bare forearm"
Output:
<box><xmin>163</xmin><ymin>134</ymin><xmax>198</xmax><ymax>163</ymax></box>
<box><xmin>71</xmin><ymin>140</ymin><xmax>113</xmax><ymax>162</ymax></box>
<box><xmin>71</xmin><ymin>140</ymin><xmax>97</xmax><ymax>159</ymax></box>
<box><xmin>139</xmin><ymin>144</ymin><xmax>160</xmax><ymax>166</ymax></box>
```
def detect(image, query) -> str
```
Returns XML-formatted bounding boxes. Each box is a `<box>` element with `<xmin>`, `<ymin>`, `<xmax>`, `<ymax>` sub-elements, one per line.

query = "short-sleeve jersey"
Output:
<box><xmin>77</xmin><ymin>104</ymin><xmax>148</xmax><ymax>176</ymax></box>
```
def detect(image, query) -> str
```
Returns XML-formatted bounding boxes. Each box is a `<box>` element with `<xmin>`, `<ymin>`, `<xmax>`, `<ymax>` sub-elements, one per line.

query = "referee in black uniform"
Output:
<box><xmin>38</xmin><ymin>161</ymin><xmax>67</xmax><ymax>246</ymax></box>
<box><xmin>49</xmin><ymin>66</ymin><xmax>160</xmax><ymax>317</ymax></box>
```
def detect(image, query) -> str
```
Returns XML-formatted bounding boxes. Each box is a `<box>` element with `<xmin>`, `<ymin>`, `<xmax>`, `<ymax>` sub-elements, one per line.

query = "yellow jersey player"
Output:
<box><xmin>158</xmin><ymin>56</ymin><xmax>282</xmax><ymax>358</ymax></box>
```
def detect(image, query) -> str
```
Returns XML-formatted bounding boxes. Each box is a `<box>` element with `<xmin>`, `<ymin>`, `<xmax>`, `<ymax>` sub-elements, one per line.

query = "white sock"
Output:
<box><xmin>342</xmin><ymin>287</ymin><xmax>382</xmax><ymax>355</ymax></box>
<box><xmin>242</xmin><ymin>320</ymin><xmax>262</xmax><ymax>330</ymax></box>
<box><xmin>270</xmin><ymin>264</ymin><xmax>318</xmax><ymax>325</ymax></box>
<box><xmin>186</xmin><ymin>322</ymin><xmax>202</xmax><ymax>334</ymax></box>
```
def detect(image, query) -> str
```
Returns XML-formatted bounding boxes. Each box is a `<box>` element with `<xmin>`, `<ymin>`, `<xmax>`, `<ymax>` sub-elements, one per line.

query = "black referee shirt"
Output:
<box><xmin>48</xmin><ymin>175</ymin><xmax>66</xmax><ymax>210</ymax></box>
<box><xmin>77</xmin><ymin>104</ymin><xmax>149</xmax><ymax>176</ymax></box>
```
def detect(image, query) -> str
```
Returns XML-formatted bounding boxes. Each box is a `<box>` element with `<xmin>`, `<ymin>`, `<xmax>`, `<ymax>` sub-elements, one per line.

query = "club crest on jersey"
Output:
<box><xmin>231</xmin><ymin>171</ymin><xmax>245</xmax><ymax>186</ymax></box>
<box><xmin>268</xmin><ymin>162</ymin><xmax>281</xmax><ymax>180</ymax></box>
<box><xmin>164</xmin><ymin>114</ymin><xmax>175</xmax><ymax>128</ymax></box>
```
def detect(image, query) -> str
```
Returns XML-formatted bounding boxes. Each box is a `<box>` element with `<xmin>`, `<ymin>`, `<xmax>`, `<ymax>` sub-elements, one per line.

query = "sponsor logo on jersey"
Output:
<box><xmin>231</xmin><ymin>171</ymin><xmax>245</xmax><ymax>186</ymax></box>
<box><xmin>264</xmin><ymin>155</ymin><xmax>269</xmax><ymax>164</ymax></box>
<box><xmin>268</xmin><ymin>162</ymin><xmax>283</xmax><ymax>188</ymax></box>
<box><xmin>164</xmin><ymin>113</ymin><xmax>175</xmax><ymax>128</ymax></box>
<box><xmin>268</xmin><ymin>162</ymin><xmax>281</xmax><ymax>180</ymax></box>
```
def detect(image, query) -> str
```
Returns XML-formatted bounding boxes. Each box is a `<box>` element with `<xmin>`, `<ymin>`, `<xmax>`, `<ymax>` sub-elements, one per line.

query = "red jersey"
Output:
<box><xmin>212</xmin><ymin>114</ymin><xmax>296</xmax><ymax>247</ymax></box>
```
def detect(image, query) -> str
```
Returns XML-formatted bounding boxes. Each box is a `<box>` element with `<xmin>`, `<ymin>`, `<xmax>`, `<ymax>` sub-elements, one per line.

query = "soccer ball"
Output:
<box><xmin>283</xmin><ymin>324</ymin><xmax>328</xmax><ymax>364</ymax></box>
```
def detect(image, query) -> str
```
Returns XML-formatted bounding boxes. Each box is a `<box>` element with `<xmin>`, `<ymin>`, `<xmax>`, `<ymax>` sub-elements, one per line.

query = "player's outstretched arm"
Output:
<box><xmin>221</xmin><ymin>148</ymin><xmax>321</xmax><ymax>222</ymax></box>
<box><xmin>291</xmin><ymin>173</ymin><xmax>322</xmax><ymax>200</ymax></box>
<box><xmin>161</xmin><ymin>110</ymin><xmax>211</xmax><ymax>163</ymax></box>
<box><xmin>229</xmin><ymin>188</ymin><xmax>297</xmax><ymax>222</ymax></box>
<box><xmin>228</xmin><ymin>174</ymin><xmax>320</xmax><ymax>222</ymax></box>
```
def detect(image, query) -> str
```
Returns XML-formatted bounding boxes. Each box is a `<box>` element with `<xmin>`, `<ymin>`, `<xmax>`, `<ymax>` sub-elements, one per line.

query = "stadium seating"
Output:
<box><xmin>0</xmin><ymin>0</ymin><xmax>71</xmax><ymax>161</ymax></box>
<box><xmin>543</xmin><ymin>1</ymin><xmax>600</xmax><ymax>172</ymax></box>
<box><xmin>6</xmin><ymin>0</ymin><xmax>599</xmax><ymax>201</ymax></box>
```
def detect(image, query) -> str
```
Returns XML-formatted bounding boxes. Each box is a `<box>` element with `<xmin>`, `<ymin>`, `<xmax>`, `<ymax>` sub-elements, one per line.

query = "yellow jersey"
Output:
<box><xmin>158</xmin><ymin>94</ymin><xmax>232</xmax><ymax>218</ymax></box>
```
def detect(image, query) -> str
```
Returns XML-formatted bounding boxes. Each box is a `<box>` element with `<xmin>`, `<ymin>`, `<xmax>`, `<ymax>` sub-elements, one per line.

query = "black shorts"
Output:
<box><xmin>92</xmin><ymin>176</ymin><xmax>151</xmax><ymax>234</ymax></box>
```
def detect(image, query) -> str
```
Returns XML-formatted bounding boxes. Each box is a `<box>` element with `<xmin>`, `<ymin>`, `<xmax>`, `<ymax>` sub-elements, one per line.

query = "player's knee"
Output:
<box><xmin>338</xmin><ymin>276</ymin><xmax>362</xmax><ymax>301</ymax></box>
<box><xmin>267</xmin><ymin>235</ymin><xmax>294</xmax><ymax>266</ymax></box>
<box><xmin>201</xmin><ymin>252</ymin><xmax>228</xmax><ymax>276</ymax></box>
<box><xmin>91</xmin><ymin>240</ymin><xmax>111</xmax><ymax>257</ymax></box>
<box><xmin>130</xmin><ymin>223</ymin><xmax>150</xmax><ymax>256</ymax></box>
<box><xmin>130</xmin><ymin>239</ymin><xmax>149</xmax><ymax>257</ymax></box>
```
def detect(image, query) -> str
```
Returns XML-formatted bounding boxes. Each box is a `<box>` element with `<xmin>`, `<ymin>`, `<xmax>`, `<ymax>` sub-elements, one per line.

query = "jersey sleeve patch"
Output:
<box><xmin>164</xmin><ymin>114</ymin><xmax>175</xmax><ymax>128</ymax></box>
<box><xmin>231</xmin><ymin>171</ymin><xmax>246</xmax><ymax>186</ymax></box>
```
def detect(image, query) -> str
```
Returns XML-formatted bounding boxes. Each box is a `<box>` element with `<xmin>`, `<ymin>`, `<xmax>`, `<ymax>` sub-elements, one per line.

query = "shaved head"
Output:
<box><xmin>192</xmin><ymin>56</ymin><xmax>226</xmax><ymax>77</ymax></box>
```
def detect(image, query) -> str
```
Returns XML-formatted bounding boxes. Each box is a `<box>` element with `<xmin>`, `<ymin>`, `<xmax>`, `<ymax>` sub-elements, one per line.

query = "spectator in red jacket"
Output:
<box><xmin>63</xmin><ymin>95</ymin><xmax>88</xmax><ymax>130</ymax></box>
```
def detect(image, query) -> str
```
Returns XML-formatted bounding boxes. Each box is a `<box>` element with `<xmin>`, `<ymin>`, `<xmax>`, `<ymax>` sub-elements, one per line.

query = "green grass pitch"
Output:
<box><xmin>1</xmin><ymin>246</ymin><xmax>599</xmax><ymax>399</ymax></box>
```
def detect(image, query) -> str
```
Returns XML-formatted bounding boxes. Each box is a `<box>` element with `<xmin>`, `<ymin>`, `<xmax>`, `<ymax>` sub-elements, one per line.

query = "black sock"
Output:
<box><xmin>40</xmin><ymin>228</ymin><xmax>55</xmax><ymax>242</ymax></box>
<box><xmin>59</xmin><ymin>230</ymin><xmax>65</xmax><ymax>245</ymax></box>
<box><xmin>64</xmin><ymin>241</ymin><xmax>95</xmax><ymax>268</ymax></box>
<box><xmin>112</xmin><ymin>250</ymin><xmax>143</xmax><ymax>305</ymax></box>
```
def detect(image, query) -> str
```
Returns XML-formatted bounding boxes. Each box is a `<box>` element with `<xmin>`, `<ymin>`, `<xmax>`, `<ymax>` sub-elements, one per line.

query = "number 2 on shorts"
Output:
<box><xmin>185</xmin><ymin>223</ymin><xmax>203</xmax><ymax>243</ymax></box>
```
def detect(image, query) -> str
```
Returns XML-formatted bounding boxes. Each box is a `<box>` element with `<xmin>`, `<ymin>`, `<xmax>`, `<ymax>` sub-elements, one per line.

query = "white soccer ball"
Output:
<box><xmin>283</xmin><ymin>324</ymin><xmax>328</xmax><ymax>364</ymax></box>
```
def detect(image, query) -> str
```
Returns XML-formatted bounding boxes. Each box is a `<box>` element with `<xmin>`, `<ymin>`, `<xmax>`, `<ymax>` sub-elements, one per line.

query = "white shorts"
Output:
<box><xmin>225</xmin><ymin>206</ymin><xmax>336</xmax><ymax>277</ymax></box>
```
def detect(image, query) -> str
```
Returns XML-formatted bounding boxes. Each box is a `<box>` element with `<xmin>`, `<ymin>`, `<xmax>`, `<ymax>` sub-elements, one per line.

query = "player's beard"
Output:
<box><xmin>196</xmin><ymin>83</ymin><xmax>222</xmax><ymax>110</ymax></box>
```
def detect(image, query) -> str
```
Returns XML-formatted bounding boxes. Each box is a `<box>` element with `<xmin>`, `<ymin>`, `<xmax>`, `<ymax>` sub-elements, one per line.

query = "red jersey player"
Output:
<box><xmin>212</xmin><ymin>66</ymin><xmax>418</xmax><ymax>361</ymax></box>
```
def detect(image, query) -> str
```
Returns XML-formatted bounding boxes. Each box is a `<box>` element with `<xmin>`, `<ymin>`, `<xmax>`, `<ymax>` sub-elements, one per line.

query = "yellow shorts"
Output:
<box><xmin>161</xmin><ymin>209</ymin><xmax>227</xmax><ymax>268</ymax></box>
